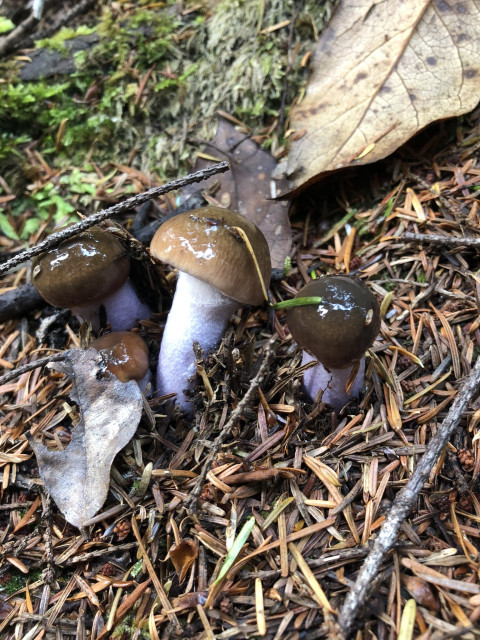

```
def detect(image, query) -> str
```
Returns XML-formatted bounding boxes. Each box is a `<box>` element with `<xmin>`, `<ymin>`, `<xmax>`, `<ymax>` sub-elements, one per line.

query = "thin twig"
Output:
<box><xmin>0</xmin><ymin>353</ymin><xmax>65</xmax><ymax>387</ymax></box>
<box><xmin>338</xmin><ymin>354</ymin><xmax>480</xmax><ymax>636</ymax></box>
<box><xmin>39</xmin><ymin>491</ymin><xmax>55</xmax><ymax>615</ymax></box>
<box><xmin>184</xmin><ymin>333</ymin><xmax>277</xmax><ymax>513</ymax></box>
<box><xmin>0</xmin><ymin>162</ymin><xmax>229</xmax><ymax>276</ymax></box>
<box><xmin>403</xmin><ymin>232</ymin><xmax>480</xmax><ymax>248</ymax></box>
<box><xmin>22</xmin><ymin>0</ymin><xmax>97</xmax><ymax>48</ymax></box>
<box><xmin>0</xmin><ymin>14</ymin><xmax>39</xmax><ymax>57</ymax></box>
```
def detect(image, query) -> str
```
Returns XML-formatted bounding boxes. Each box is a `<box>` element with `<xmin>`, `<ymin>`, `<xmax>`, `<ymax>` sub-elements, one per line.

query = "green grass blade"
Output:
<box><xmin>214</xmin><ymin>516</ymin><xmax>255</xmax><ymax>585</ymax></box>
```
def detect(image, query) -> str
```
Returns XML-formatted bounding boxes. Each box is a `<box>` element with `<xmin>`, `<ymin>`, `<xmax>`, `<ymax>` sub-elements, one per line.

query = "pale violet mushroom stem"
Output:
<box><xmin>137</xmin><ymin>370</ymin><xmax>152</xmax><ymax>395</ymax></box>
<box><xmin>301</xmin><ymin>351</ymin><xmax>366</xmax><ymax>412</ymax></box>
<box><xmin>71</xmin><ymin>279</ymin><xmax>152</xmax><ymax>333</ymax></box>
<box><xmin>157</xmin><ymin>271</ymin><xmax>238</xmax><ymax>412</ymax></box>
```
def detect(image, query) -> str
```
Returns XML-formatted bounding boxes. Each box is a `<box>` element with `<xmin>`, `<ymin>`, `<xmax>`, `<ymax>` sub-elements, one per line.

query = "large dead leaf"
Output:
<box><xmin>286</xmin><ymin>0</ymin><xmax>480</xmax><ymax>191</ymax></box>
<box><xmin>29</xmin><ymin>349</ymin><xmax>143</xmax><ymax>529</ymax></box>
<box><xmin>182</xmin><ymin>117</ymin><xmax>291</xmax><ymax>270</ymax></box>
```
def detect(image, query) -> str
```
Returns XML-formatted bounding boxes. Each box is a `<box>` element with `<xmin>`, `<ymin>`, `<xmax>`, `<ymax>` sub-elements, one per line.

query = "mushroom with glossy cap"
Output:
<box><xmin>286</xmin><ymin>275</ymin><xmax>380</xmax><ymax>412</ymax></box>
<box><xmin>90</xmin><ymin>331</ymin><xmax>151</xmax><ymax>393</ymax></box>
<box><xmin>150</xmin><ymin>206</ymin><xmax>271</xmax><ymax>412</ymax></box>
<box><xmin>32</xmin><ymin>227</ymin><xmax>152</xmax><ymax>332</ymax></box>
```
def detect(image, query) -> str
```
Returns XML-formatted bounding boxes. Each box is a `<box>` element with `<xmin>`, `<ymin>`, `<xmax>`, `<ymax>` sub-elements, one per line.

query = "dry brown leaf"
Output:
<box><xmin>285</xmin><ymin>0</ymin><xmax>480</xmax><ymax>191</ymax></box>
<box><xmin>167</xmin><ymin>539</ymin><xmax>198</xmax><ymax>583</ymax></box>
<box><xmin>28</xmin><ymin>349</ymin><xmax>143</xmax><ymax>529</ymax></box>
<box><xmin>401</xmin><ymin>574</ymin><xmax>438</xmax><ymax>611</ymax></box>
<box><xmin>182</xmin><ymin>117</ymin><xmax>291</xmax><ymax>269</ymax></box>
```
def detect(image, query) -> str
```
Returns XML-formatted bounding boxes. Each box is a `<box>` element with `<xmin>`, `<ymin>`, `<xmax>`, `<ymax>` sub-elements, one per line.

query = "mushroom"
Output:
<box><xmin>150</xmin><ymin>206</ymin><xmax>271</xmax><ymax>412</ymax></box>
<box><xmin>90</xmin><ymin>331</ymin><xmax>151</xmax><ymax>393</ymax></box>
<box><xmin>286</xmin><ymin>275</ymin><xmax>380</xmax><ymax>412</ymax></box>
<box><xmin>32</xmin><ymin>227</ymin><xmax>152</xmax><ymax>332</ymax></box>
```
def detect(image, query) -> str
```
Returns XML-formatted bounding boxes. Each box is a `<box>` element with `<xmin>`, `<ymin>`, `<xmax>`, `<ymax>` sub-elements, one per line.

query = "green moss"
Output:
<box><xmin>111</xmin><ymin>612</ymin><xmax>150</xmax><ymax>639</ymax></box>
<box><xmin>0</xmin><ymin>0</ymin><xmax>335</xmax><ymax>234</ymax></box>
<box><xmin>0</xmin><ymin>82</ymin><xmax>70</xmax><ymax>126</ymax></box>
<box><xmin>143</xmin><ymin>0</ymin><xmax>335</xmax><ymax>177</ymax></box>
<box><xmin>0</xmin><ymin>132</ymin><xmax>31</xmax><ymax>162</ymax></box>
<box><xmin>384</xmin><ymin>280</ymin><xmax>396</xmax><ymax>292</ymax></box>
<box><xmin>0</xmin><ymin>568</ymin><xmax>41</xmax><ymax>595</ymax></box>
<box><xmin>1</xmin><ymin>573</ymin><xmax>26</xmax><ymax>595</ymax></box>
<box><xmin>36</xmin><ymin>25</ymin><xmax>96</xmax><ymax>53</ymax></box>
<box><xmin>0</xmin><ymin>17</ymin><xmax>15</xmax><ymax>34</ymax></box>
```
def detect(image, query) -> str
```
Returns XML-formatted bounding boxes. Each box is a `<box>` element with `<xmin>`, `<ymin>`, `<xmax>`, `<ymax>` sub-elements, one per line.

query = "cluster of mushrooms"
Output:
<box><xmin>31</xmin><ymin>206</ymin><xmax>381</xmax><ymax>414</ymax></box>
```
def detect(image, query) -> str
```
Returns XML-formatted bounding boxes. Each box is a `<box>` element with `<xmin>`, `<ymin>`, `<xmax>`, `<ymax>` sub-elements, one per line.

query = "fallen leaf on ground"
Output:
<box><xmin>285</xmin><ymin>0</ymin><xmax>480</xmax><ymax>191</ymax></box>
<box><xmin>29</xmin><ymin>349</ymin><xmax>143</xmax><ymax>529</ymax></box>
<box><xmin>182</xmin><ymin>116</ymin><xmax>291</xmax><ymax>269</ymax></box>
<box><xmin>401</xmin><ymin>574</ymin><xmax>439</xmax><ymax>611</ymax></box>
<box><xmin>167</xmin><ymin>539</ymin><xmax>198</xmax><ymax>583</ymax></box>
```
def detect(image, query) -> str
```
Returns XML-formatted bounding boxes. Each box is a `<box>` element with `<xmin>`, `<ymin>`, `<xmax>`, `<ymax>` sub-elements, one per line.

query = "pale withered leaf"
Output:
<box><xmin>285</xmin><ymin>0</ymin><xmax>480</xmax><ymax>192</ymax></box>
<box><xmin>29</xmin><ymin>348</ymin><xmax>143</xmax><ymax>529</ymax></box>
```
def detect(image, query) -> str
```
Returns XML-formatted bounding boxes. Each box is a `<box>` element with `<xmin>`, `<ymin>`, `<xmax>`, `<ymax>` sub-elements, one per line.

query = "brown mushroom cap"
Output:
<box><xmin>90</xmin><ymin>331</ymin><xmax>149</xmax><ymax>383</ymax></box>
<box><xmin>286</xmin><ymin>275</ymin><xmax>380</xmax><ymax>369</ymax></box>
<box><xmin>32</xmin><ymin>228</ymin><xmax>130</xmax><ymax>308</ymax></box>
<box><xmin>150</xmin><ymin>206</ymin><xmax>271</xmax><ymax>306</ymax></box>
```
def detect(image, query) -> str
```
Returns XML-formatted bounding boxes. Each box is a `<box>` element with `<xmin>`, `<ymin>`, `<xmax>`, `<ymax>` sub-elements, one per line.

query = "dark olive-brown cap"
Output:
<box><xmin>90</xmin><ymin>331</ymin><xmax>149</xmax><ymax>383</ymax></box>
<box><xmin>32</xmin><ymin>228</ymin><xmax>130</xmax><ymax>308</ymax></box>
<box><xmin>150</xmin><ymin>206</ymin><xmax>271</xmax><ymax>306</ymax></box>
<box><xmin>286</xmin><ymin>275</ymin><xmax>380</xmax><ymax>369</ymax></box>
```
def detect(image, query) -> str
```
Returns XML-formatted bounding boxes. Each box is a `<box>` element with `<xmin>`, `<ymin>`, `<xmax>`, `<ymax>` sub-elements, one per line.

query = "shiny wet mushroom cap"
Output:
<box><xmin>32</xmin><ymin>228</ymin><xmax>130</xmax><ymax>308</ymax></box>
<box><xmin>31</xmin><ymin>227</ymin><xmax>152</xmax><ymax>332</ymax></box>
<box><xmin>287</xmin><ymin>275</ymin><xmax>380</xmax><ymax>370</ymax></box>
<box><xmin>90</xmin><ymin>331</ymin><xmax>149</xmax><ymax>383</ymax></box>
<box><xmin>150</xmin><ymin>206</ymin><xmax>271</xmax><ymax>306</ymax></box>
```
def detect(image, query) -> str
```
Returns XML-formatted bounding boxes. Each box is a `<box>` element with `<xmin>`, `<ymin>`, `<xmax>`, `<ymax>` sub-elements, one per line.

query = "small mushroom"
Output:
<box><xmin>90</xmin><ymin>331</ymin><xmax>151</xmax><ymax>393</ymax></box>
<box><xmin>32</xmin><ymin>227</ymin><xmax>152</xmax><ymax>332</ymax></box>
<box><xmin>150</xmin><ymin>206</ymin><xmax>271</xmax><ymax>412</ymax></box>
<box><xmin>287</xmin><ymin>275</ymin><xmax>380</xmax><ymax>412</ymax></box>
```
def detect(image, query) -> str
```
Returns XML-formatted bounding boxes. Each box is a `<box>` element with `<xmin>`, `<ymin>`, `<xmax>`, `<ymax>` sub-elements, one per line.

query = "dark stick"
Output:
<box><xmin>0</xmin><ymin>353</ymin><xmax>65</xmax><ymax>387</ymax></box>
<box><xmin>0</xmin><ymin>162</ymin><xmax>229</xmax><ymax>277</ymax></box>
<box><xmin>184</xmin><ymin>333</ymin><xmax>277</xmax><ymax>513</ymax></box>
<box><xmin>403</xmin><ymin>232</ymin><xmax>480</xmax><ymax>248</ymax></box>
<box><xmin>0</xmin><ymin>284</ymin><xmax>46</xmax><ymax>322</ymax></box>
<box><xmin>338</xmin><ymin>354</ymin><xmax>480</xmax><ymax>636</ymax></box>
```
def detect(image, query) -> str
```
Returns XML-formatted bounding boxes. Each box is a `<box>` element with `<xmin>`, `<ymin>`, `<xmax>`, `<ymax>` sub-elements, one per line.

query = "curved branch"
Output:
<box><xmin>338</xmin><ymin>354</ymin><xmax>480</xmax><ymax>636</ymax></box>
